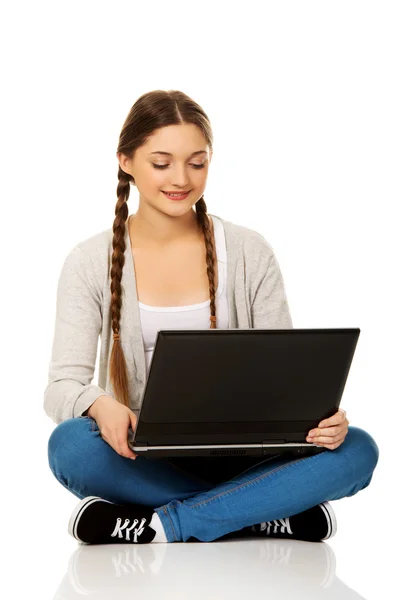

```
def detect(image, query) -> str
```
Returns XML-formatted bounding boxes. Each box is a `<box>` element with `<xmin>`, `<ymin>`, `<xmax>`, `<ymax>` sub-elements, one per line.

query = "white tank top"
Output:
<box><xmin>139</xmin><ymin>215</ymin><xmax>229</xmax><ymax>376</ymax></box>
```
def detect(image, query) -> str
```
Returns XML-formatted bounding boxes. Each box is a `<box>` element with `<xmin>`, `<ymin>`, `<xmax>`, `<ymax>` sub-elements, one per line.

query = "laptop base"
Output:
<box><xmin>129</xmin><ymin>443</ymin><xmax>326</xmax><ymax>459</ymax></box>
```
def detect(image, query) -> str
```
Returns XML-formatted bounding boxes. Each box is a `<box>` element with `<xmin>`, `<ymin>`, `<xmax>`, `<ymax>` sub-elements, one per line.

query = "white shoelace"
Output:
<box><xmin>258</xmin><ymin>518</ymin><xmax>294</xmax><ymax>535</ymax></box>
<box><xmin>111</xmin><ymin>517</ymin><xmax>148</xmax><ymax>543</ymax></box>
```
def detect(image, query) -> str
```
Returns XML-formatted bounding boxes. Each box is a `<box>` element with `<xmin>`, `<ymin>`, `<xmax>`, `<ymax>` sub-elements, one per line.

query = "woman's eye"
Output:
<box><xmin>152</xmin><ymin>164</ymin><xmax>205</xmax><ymax>170</ymax></box>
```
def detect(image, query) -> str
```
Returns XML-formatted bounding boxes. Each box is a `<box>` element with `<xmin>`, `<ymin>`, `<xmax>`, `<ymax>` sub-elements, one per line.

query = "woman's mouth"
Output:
<box><xmin>162</xmin><ymin>191</ymin><xmax>191</xmax><ymax>200</ymax></box>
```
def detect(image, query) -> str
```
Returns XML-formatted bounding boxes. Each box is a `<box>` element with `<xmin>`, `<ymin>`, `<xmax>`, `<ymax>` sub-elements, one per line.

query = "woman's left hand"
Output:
<box><xmin>306</xmin><ymin>408</ymin><xmax>349</xmax><ymax>450</ymax></box>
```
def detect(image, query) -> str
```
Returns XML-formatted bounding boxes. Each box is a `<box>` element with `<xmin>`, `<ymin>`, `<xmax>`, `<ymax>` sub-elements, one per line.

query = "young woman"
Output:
<box><xmin>45</xmin><ymin>89</ymin><xmax>379</xmax><ymax>545</ymax></box>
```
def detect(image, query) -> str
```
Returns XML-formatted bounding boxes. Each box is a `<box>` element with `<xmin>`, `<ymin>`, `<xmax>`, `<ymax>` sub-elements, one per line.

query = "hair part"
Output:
<box><xmin>109</xmin><ymin>90</ymin><xmax>217</xmax><ymax>407</ymax></box>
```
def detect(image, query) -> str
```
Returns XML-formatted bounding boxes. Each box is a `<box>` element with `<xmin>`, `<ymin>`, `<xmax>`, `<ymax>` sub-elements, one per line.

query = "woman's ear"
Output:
<box><xmin>117</xmin><ymin>151</ymin><xmax>132</xmax><ymax>175</ymax></box>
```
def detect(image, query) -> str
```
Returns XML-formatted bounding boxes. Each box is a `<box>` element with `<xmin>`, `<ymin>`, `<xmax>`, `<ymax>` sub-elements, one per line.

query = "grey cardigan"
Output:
<box><xmin>43</xmin><ymin>214</ymin><xmax>293</xmax><ymax>424</ymax></box>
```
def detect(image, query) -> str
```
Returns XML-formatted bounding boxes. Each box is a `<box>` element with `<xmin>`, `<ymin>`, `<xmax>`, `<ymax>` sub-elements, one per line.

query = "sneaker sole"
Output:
<box><xmin>68</xmin><ymin>496</ymin><xmax>114</xmax><ymax>543</ymax></box>
<box><xmin>319</xmin><ymin>501</ymin><xmax>337</xmax><ymax>540</ymax></box>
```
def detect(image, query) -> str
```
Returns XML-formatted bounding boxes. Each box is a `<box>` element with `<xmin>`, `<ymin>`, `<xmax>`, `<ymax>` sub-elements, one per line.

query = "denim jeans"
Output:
<box><xmin>47</xmin><ymin>417</ymin><xmax>379</xmax><ymax>543</ymax></box>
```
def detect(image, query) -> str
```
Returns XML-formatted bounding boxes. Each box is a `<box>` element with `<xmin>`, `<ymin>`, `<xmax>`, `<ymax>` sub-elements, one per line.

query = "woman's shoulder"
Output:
<box><xmin>72</xmin><ymin>226</ymin><xmax>113</xmax><ymax>265</ymax></box>
<box><xmin>76</xmin><ymin>225</ymin><xmax>113</xmax><ymax>249</ymax></box>
<box><xmin>214</xmin><ymin>214</ymin><xmax>275</xmax><ymax>256</ymax></box>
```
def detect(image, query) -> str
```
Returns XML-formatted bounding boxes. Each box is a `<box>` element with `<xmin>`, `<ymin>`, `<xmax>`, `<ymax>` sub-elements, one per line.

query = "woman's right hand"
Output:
<box><xmin>87</xmin><ymin>395</ymin><xmax>138</xmax><ymax>459</ymax></box>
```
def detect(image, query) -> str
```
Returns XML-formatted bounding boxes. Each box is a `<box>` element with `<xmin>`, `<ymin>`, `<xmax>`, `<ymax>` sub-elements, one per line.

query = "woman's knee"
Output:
<box><xmin>344</xmin><ymin>425</ymin><xmax>380</xmax><ymax>473</ymax></box>
<box><xmin>48</xmin><ymin>416</ymin><xmax>97</xmax><ymax>476</ymax></box>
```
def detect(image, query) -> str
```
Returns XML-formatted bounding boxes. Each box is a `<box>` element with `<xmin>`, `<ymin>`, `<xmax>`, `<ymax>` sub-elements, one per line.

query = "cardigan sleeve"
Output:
<box><xmin>43</xmin><ymin>244</ymin><xmax>112</xmax><ymax>424</ymax></box>
<box><xmin>251</xmin><ymin>249</ymin><xmax>293</xmax><ymax>329</ymax></box>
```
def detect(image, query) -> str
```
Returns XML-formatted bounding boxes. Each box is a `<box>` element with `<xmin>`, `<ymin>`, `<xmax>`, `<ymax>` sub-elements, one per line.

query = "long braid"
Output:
<box><xmin>108</xmin><ymin>167</ymin><xmax>132</xmax><ymax>407</ymax></box>
<box><xmin>195</xmin><ymin>195</ymin><xmax>218</xmax><ymax>329</ymax></box>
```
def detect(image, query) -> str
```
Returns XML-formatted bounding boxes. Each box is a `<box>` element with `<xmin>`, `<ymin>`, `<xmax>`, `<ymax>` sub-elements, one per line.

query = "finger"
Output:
<box><xmin>130</xmin><ymin>414</ymin><xmax>137</xmax><ymax>432</ymax></box>
<box><xmin>318</xmin><ymin>410</ymin><xmax>345</xmax><ymax>428</ymax></box>
<box><xmin>120</xmin><ymin>444</ymin><xmax>137</xmax><ymax>458</ymax></box>
<box><xmin>319</xmin><ymin>440</ymin><xmax>343</xmax><ymax>450</ymax></box>
<box><xmin>116</xmin><ymin>434</ymin><xmax>136</xmax><ymax>458</ymax></box>
<box><xmin>318</xmin><ymin>408</ymin><xmax>346</xmax><ymax>429</ymax></box>
<box><xmin>308</xmin><ymin>424</ymin><xmax>343</xmax><ymax>438</ymax></box>
<box><xmin>311</xmin><ymin>422</ymin><xmax>349</xmax><ymax>439</ymax></box>
<box><xmin>126</xmin><ymin>426</ymin><xmax>138</xmax><ymax>460</ymax></box>
<box><xmin>309</xmin><ymin>433</ymin><xmax>345</xmax><ymax>445</ymax></box>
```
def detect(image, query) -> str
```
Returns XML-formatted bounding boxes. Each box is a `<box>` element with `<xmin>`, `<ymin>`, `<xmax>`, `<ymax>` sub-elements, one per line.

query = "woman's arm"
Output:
<box><xmin>251</xmin><ymin>248</ymin><xmax>293</xmax><ymax>329</ymax></box>
<box><xmin>43</xmin><ymin>244</ymin><xmax>108</xmax><ymax>424</ymax></box>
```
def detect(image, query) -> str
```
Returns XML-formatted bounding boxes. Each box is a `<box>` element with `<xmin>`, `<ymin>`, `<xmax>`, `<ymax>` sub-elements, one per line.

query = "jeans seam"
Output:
<box><xmin>187</xmin><ymin>454</ymin><xmax>322</xmax><ymax>509</ymax></box>
<box><xmin>162</xmin><ymin>506</ymin><xmax>178</xmax><ymax>542</ymax></box>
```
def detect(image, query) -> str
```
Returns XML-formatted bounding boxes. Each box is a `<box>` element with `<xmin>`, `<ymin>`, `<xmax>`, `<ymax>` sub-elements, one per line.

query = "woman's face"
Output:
<box><xmin>118</xmin><ymin>123</ymin><xmax>212</xmax><ymax>213</ymax></box>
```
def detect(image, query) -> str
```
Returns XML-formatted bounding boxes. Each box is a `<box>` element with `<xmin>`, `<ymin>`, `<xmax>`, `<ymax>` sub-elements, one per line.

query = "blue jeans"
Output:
<box><xmin>48</xmin><ymin>417</ymin><xmax>379</xmax><ymax>543</ymax></box>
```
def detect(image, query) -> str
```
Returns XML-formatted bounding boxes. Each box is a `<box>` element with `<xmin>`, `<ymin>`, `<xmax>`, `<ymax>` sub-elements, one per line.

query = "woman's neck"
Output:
<box><xmin>128</xmin><ymin>211</ymin><xmax>210</xmax><ymax>249</ymax></box>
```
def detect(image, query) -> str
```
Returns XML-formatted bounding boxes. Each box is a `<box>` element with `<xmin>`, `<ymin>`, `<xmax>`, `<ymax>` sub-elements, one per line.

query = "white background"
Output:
<box><xmin>1</xmin><ymin>1</ymin><xmax>398</xmax><ymax>598</ymax></box>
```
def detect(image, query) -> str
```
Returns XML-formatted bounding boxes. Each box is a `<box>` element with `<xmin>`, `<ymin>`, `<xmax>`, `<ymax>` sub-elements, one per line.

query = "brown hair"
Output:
<box><xmin>109</xmin><ymin>90</ymin><xmax>217</xmax><ymax>407</ymax></box>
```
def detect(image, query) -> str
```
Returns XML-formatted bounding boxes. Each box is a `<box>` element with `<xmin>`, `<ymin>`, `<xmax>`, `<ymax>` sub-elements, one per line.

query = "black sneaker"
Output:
<box><xmin>68</xmin><ymin>496</ymin><xmax>157</xmax><ymax>544</ymax></box>
<box><xmin>250</xmin><ymin>502</ymin><xmax>337</xmax><ymax>542</ymax></box>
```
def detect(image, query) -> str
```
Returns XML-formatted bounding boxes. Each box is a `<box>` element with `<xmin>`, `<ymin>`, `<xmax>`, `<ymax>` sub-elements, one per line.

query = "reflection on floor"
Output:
<box><xmin>52</xmin><ymin>536</ymin><xmax>367</xmax><ymax>600</ymax></box>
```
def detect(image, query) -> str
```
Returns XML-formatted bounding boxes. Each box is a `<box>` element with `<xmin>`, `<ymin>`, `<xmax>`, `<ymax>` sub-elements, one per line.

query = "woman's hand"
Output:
<box><xmin>87</xmin><ymin>395</ymin><xmax>138</xmax><ymax>459</ymax></box>
<box><xmin>306</xmin><ymin>408</ymin><xmax>349</xmax><ymax>450</ymax></box>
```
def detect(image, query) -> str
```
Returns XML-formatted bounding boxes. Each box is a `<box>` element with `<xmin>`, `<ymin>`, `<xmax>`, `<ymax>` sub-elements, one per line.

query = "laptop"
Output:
<box><xmin>128</xmin><ymin>328</ymin><xmax>360</xmax><ymax>459</ymax></box>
